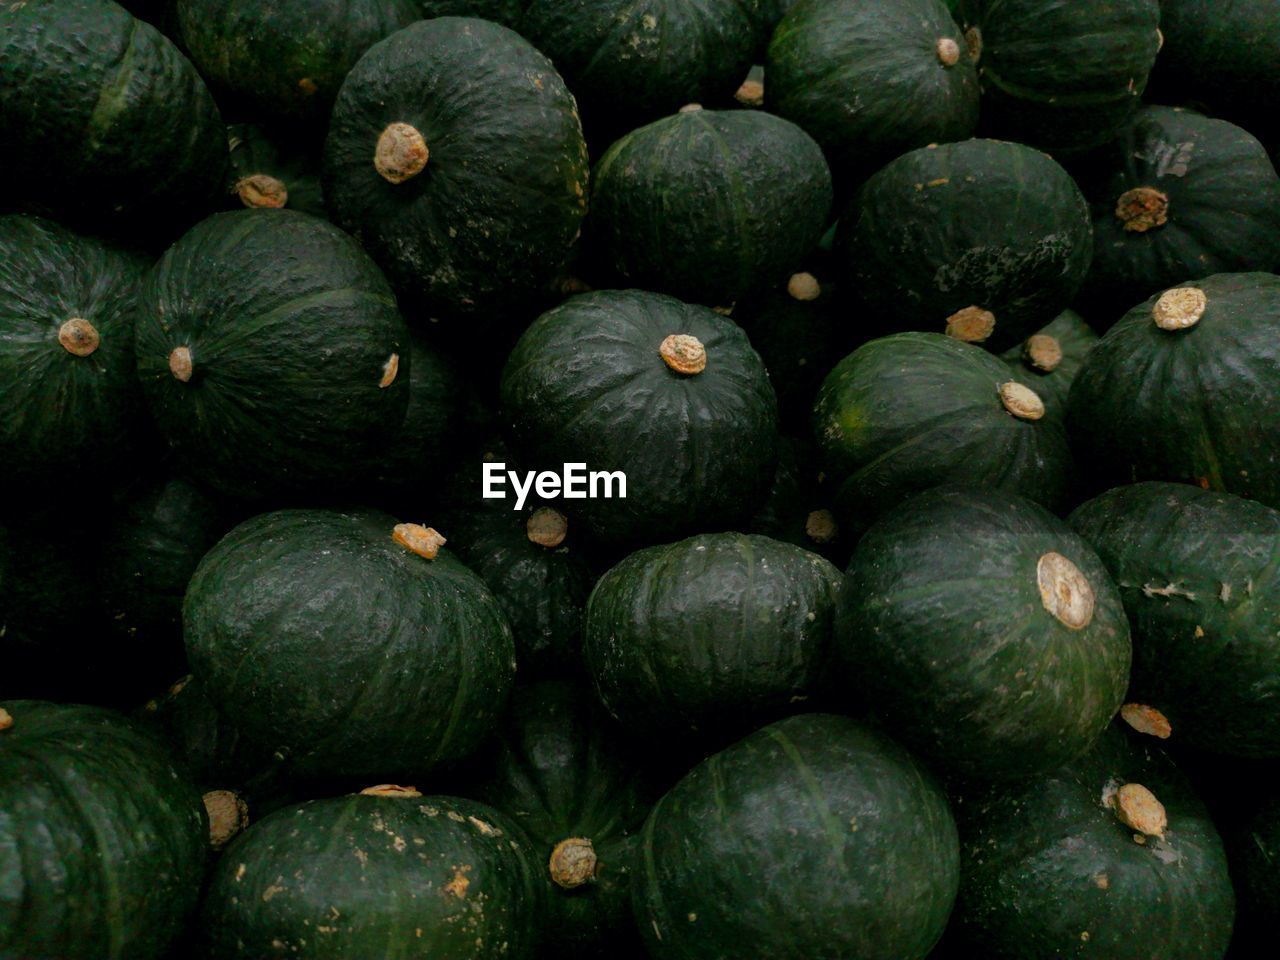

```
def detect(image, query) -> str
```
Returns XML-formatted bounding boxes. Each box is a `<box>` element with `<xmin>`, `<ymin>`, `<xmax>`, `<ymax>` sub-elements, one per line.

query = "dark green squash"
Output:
<box><xmin>0</xmin><ymin>0</ymin><xmax>226</xmax><ymax>236</ymax></box>
<box><xmin>999</xmin><ymin>310</ymin><xmax>1098</xmax><ymax>421</ymax></box>
<box><xmin>225</xmin><ymin>124</ymin><xmax>328</xmax><ymax>218</ymax></box>
<box><xmin>964</xmin><ymin>0</ymin><xmax>1162</xmax><ymax>153</ymax></box>
<box><xmin>183</xmin><ymin>509</ymin><xmax>516</xmax><ymax>779</ymax></box>
<box><xmin>499</xmin><ymin>290</ymin><xmax>778</xmax><ymax>546</ymax></box>
<box><xmin>748</xmin><ymin>437</ymin><xmax>849</xmax><ymax>568</ymax></box>
<box><xmin>0</xmin><ymin>700</ymin><xmax>208</xmax><ymax>960</ymax></box>
<box><xmin>584</xmin><ymin>533</ymin><xmax>845</xmax><ymax>744</ymax></box>
<box><xmin>134</xmin><ymin>209</ymin><xmax>410</xmax><ymax>502</ymax></box>
<box><xmin>766</xmin><ymin>0</ymin><xmax>979</xmax><ymax>186</ymax></box>
<box><xmin>199</xmin><ymin>788</ymin><xmax>544</xmax><ymax>959</ymax></box>
<box><xmin>1067</xmin><ymin>273</ymin><xmax>1280</xmax><ymax>508</ymax></box>
<box><xmin>840</xmin><ymin>485</ymin><xmax>1131</xmax><ymax>782</ymax></box>
<box><xmin>0</xmin><ymin>214</ymin><xmax>149</xmax><ymax>501</ymax></box>
<box><xmin>1081</xmin><ymin>107</ymin><xmax>1280</xmax><ymax>323</ymax></box>
<box><xmin>1234</xmin><ymin>794</ymin><xmax>1280</xmax><ymax>936</ymax></box>
<box><xmin>415</xmin><ymin>0</ymin><xmax>523</xmax><ymax>22</ymax></box>
<box><xmin>323</xmin><ymin>16</ymin><xmax>589</xmax><ymax>324</ymax></box>
<box><xmin>813</xmin><ymin>332</ymin><xmax>1073</xmax><ymax>538</ymax></box>
<box><xmin>952</xmin><ymin>724</ymin><xmax>1235</xmax><ymax>960</ymax></box>
<box><xmin>1069</xmin><ymin>482</ymin><xmax>1280</xmax><ymax>759</ymax></box>
<box><xmin>634</xmin><ymin>713</ymin><xmax>959</xmax><ymax>960</ymax></box>
<box><xmin>590</xmin><ymin>107</ymin><xmax>832</xmax><ymax>309</ymax></box>
<box><xmin>839</xmin><ymin>139</ymin><xmax>1093</xmax><ymax>351</ymax></box>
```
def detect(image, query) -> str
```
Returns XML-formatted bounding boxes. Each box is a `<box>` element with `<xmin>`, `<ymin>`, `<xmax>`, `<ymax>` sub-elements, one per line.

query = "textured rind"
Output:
<box><xmin>840</xmin><ymin>486</ymin><xmax>1132</xmax><ymax>783</ymax></box>
<box><xmin>0</xmin><ymin>0</ymin><xmax>226</xmax><ymax>231</ymax></box>
<box><xmin>813</xmin><ymin>332</ymin><xmax>1074</xmax><ymax>538</ymax></box>
<box><xmin>1067</xmin><ymin>272</ymin><xmax>1280</xmax><ymax>508</ymax></box>
<box><xmin>1069</xmin><ymin>482</ymin><xmax>1280</xmax><ymax>758</ymax></box>
<box><xmin>999</xmin><ymin>310</ymin><xmax>1098</xmax><ymax>421</ymax></box>
<box><xmin>182</xmin><ymin>508</ymin><xmax>516</xmax><ymax>779</ymax></box>
<box><xmin>0</xmin><ymin>700</ymin><xmax>207</xmax><ymax>960</ymax></box>
<box><xmin>135</xmin><ymin>209</ymin><xmax>410</xmax><ymax>501</ymax></box>
<box><xmin>840</xmin><ymin>139</ymin><xmax>1093</xmax><ymax>352</ymax></box>
<box><xmin>954</xmin><ymin>725</ymin><xmax>1235</xmax><ymax>960</ymax></box>
<box><xmin>635</xmin><ymin>713</ymin><xmax>960</xmax><ymax>960</ymax></box>
<box><xmin>767</xmin><ymin>0</ymin><xmax>979</xmax><ymax>183</ymax></box>
<box><xmin>0</xmin><ymin>214</ymin><xmax>149</xmax><ymax>496</ymax></box>
<box><xmin>323</xmin><ymin>17</ymin><xmax>589</xmax><ymax>322</ymax></box>
<box><xmin>499</xmin><ymin>290</ymin><xmax>778</xmax><ymax>546</ymax></box>
<box><xmin>225</xmin><ymin>124</ymin><xmax>329</xmax><ymax>219</ymax></box>
<box><xmin>199</xmin><ymin>793</ymin><xmax>543</xmax><ymax>959</ymax></box>
<box><xmin>590</xmin><ymin>109</ymin><xmax>831</xmax><ymax>308</ymax></box>
<box><xmin>585</xmin><ymin>533</ymin><xmax>845</xmax><ymax>743</ymax></box>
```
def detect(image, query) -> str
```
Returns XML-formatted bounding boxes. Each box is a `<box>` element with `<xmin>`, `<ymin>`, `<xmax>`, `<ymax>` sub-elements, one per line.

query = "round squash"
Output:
<box><xmin>135</xmin><ymin>209</ymin><xmax>410</xmax><ymax>502</ymax></box>
<box><xmin>634</xmin><ymin>713</ymin><xmax>959</xmax><ymax>960</ymax></box>
<box><xmin>998</xmin><ymin>310</ymin><xmax>1098</xmax><ymax>421</ymax></box>
<box><xmin>499</xmin><ymin>290</ymin><xmax>778</xmax><ymax>546</ymax></box>
<box><xmin>199</xmin><ymin>788</ymin><xmax>543</xmax><ymax>959</ymax></box>
<box><xmin>812</xmin><ymin>332</ymin><xmax>1074</xmax><ymax>538</ymax></box>
<box><xmin>0</xmin><ymin>700</ymin><xmax>207</xmax><ymax>960</ymax></box>
<box><xmin>1067</xmin><ymin>273</ymin><xmax>1280</xmax><ymax>507</ymax></box>
<box><xmin>1082</xmin><ymin>106</ymin><xmax>1280</xmax><ymax>322</ymax></box>
<box><xmin>953</xmin><ymin>724</ymin><xmax>1235</xmax><ymax>960</ymax></box>
<box><xmin>839</xmin><ymin>139</ymin><xmax>1093</xmax><ymax>351</ymax></box>
<box><xmin>323</xmin><ymin>16</ymin><xmax>589</xmax><ymax>323</ymax></box>
<box><xmin>225</xmin><ymin>124</ymin><xmax>328</xmax><ymax>219</ymax></box>
<box><xmin>590</xmin><ymin>107</ymin><xmax>832</xmax><ymax>309</ymax></box>
<box><xmin>0</xmin><ymin>0</ymin><xmax>226</xmax><ymax>235</ymax></box>
<box><xmin>1070</xmin><ymin>482</ymin><xmax>1280</xmax><ymax>759</ymax></box>
<box><xmin>183</xmin><ymin>509</ymin><xmax>516</xmax><ymax>779</ymax></box>
<box><xmin>840</xmin><ymin>485</ymin><xmax>1131</xmax><ymax>782</ymax></box>
<box><xmin>766</xmin><ymin>0</ymin><xmax>979</xmax><ymax>185</ymax></box>
<box><xmin>0</xmin><ymin>214</ymin><xmax>149</xmax><ymax>501</ymax></box>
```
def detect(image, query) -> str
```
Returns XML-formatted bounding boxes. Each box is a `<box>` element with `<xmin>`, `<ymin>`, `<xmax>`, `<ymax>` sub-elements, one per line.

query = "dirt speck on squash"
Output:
<box><xmin>444</xmin><ymin>866</ymin><xmax>471</xmax><ymax>898</ymax></box>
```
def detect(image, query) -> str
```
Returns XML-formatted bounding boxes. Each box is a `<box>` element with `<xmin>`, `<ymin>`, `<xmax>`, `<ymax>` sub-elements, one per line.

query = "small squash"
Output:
<box><xmin>998</xmin><ymin>310</ymin><xmax>1099</xmax><ymax>421</ymax></box>
<box><xmin>225</xmin><ymin>124</ymin><xmax>328</xmax><ymax>218</ymax></box>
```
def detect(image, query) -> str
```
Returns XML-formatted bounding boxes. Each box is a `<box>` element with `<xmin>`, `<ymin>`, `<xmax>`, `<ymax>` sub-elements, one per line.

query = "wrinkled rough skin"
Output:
<box><xmin>999</xmin><ymin>310</ymin><xmax>1097</xmax><ymax>420</ymax></box>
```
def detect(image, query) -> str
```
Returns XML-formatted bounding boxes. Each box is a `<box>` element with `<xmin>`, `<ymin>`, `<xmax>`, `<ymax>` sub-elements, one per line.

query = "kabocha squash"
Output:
<box><xmin>323</xmin><ymin>17</ymin><xmax>589</xmax><ymax>323</ymax></box>
<box><xmin>586</xmin><ymin>533</ymin><xmax>844</xmax><ymax>746</ymax></box>
<box><xmin>840</xmin><ymin>139</ymin><xmax>1093</xmax><ymax>352</ymax></box>
<box><xmin>134</xmin><ymin>209</ymin><xmax>410</xmax><ymax>502</ymax></box>
<box><xmin>1082</xmin><ymin>107</ymin><xmax>1280</xmax><ymax>322</ymax></box>
<box><xmin>0</xmin><ymin>215</ymin><xmax>148</xmax><ymax>501</ymax></box>
<box><xmin>590</xmin><ymin>107</ymin><xmax>832</xmax><ymax>309</ymax></box>
<box><xmin>1070</xmin><ymin>482</ymin><xmax>1280</xmax><ymax>759</ymax></box>
<box><xmin>634</xmin><ymin>713</ymin><xmax>960</xmax><ymax>960</ymax></box>
<box><xmin>766</xmin><ymin>0</ymin><xmax>979</xmax><ymax>185</ymax></box>
<box><xmin>0</xmin><ymin>0</ymin><xmax>226</xmax><ymax>235</ymax></box>
<box><xmin>200</xmin><ymin>790</ymin><xmax>544</xmax><ymax>959</ymax></box>
<box><xmin>812</xmin><ymin>332</ymin><xmax>1074</xmax><ymax>538</ymax></box>
<box><xmin>0</xmin><ymin>701</ymin><xmax>207</xmax><ymax>960</ymax></box>
<box><xmin>1068</xmin><ymin>273</ymin><xmax>1280</xmax><ymax>508</ymax></box>
<box><xmin>840</xmin><ymin>486</ymin><xmax>1131</xmax><ymax>782</ymax></box>
<box><xmin>177</xmin><ymin>0</ymin><xmax>417</xmax><ymax>125</ymax></box>
<box><xmin>499</xmin><ymin>290</ymin><xmax>778</xmax><ymax>546</ymax></box>
<box><xmin>963</xmin><ymin>0</ymin><xmax>1162</xmax><ymax>153</ymax></box>
<box><xmin>183</xmin><ymin>509</ymin><xmax>516</xmax><ymax>779</ymax></box>
<box><xmin>999</xmin><ymin>310</ymin><xmax>1098</xmax><ymax>421</ymax></box>
<box><xmin>953</xmin><ymin>725</ymin><xmax>1235</xmax><ymax>960</ymax></box>
<box><xmin>225</xmin><ymin>124</ymin><xmax>328</xmax><ymax>218</ymax></box>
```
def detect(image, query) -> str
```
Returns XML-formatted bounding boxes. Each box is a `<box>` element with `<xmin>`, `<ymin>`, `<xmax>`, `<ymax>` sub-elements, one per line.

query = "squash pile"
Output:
<box><xmin>3</xmin><ymin>1</ymin><xmax>1280</xmax><ymax>958</ymax></box>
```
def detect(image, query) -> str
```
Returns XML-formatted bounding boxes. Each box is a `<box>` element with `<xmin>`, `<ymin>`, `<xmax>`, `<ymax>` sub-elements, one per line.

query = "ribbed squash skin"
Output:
<box><xmin>323</xmin><ymin>17</ymin><xmax>589</xmax><ymax>323</ymax></box>
<box><xmin>590</xmin><ymin>108</ymin><xmax>832</xmax><ymax>308</ymax></box>
<box><xmin>0</xmin><ymin>701</ymin><xmax>207</xmax><ymax>960</ymax></box>
<box><xmin>1070</xmin><ymin>482</ymin><xmax>1280</xmax><ymax>759</ymax></box>
<box><xmin>183</xmin><ymin>509</ymin><xmax>516</xmax><ymax>779</ymax></box>
<box><xmin>499</xmin><ymin>290</ymin><xmax>778</xmax><ymax>546</ymax></box>
<box><xmin>840</xmin><ymin>486</ymin><xmax>1131</xmax><ymax>782</ymax></box>
<box><xmin>225</xmin><ymin>124</ymin><xmax>328</xmax><ymax>219</ymax></box>
<box><xmin>584</xmin><ymin>533</ymin><xmax>845</xmax><ymax>744</ymax></box>
<box><xmin>766</xmin><ymin>0</ymin><xmax>979</xmax><ymax>184</ymax></box>
<box><xmin>177</xmin><ymin>0</ymin><xmax>417</xmax><ymax>124</ymax></box>
<box><xmin>813</xmin><ymin>332</ymin><xmax>1073</xmax><ymax>538</ymax></box>
<box><xmin>1068</xmin><ymin>273</ymin><xmax>1280</xmax><ymax>508</ymax></box>
<box><xmin>953</xmin><ymin>725</ymin><xmax>1235</xmax><ymax>960</ymax></box>
<box><xmin>840</xmin><ymin>139</ymin><xmax>1093</xmax><ymax>351</ymax></box>
<box><xmin>0</xmin><ymin>215</ymin><xmax>148</xmax><ymax>500</ymax></box>
<box><xmin>634</xmin><ymin>713</ymin><xmax>960</xmax><ymax>960</ymax></box>
<box><xmin>999</xmin><ymin>310</ymin><xmax>1098</xmax><ymax>421</ymax></box>
<box><xmin>199</xmin><ymin>792</ymin><xmax>543</xmax><ymax>959</ymax></box>
<box><xmin>1083</xmin><ymin>107</ymin><xmax>1280</xmax><ymax>320</ymax></box>
<box><xmin>135</xmin><ymin>209</ymin><xmax>410</xmax><ymax>502</ymax></box>
<box><xmin>967</xmin><ymin>0</ymin><xmax>1162</xmax><ymax>152</ymax></box>
<box><xmin>0</xmin><ymin>0</ymin><xmax>226</xmax><ymax>235</ymax></box>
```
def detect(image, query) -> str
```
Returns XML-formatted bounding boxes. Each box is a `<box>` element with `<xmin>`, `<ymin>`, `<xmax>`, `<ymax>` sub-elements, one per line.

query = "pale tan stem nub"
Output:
<box><xmin>0</xmin><ymin>708</ymin><xmax>12</xmax><ymax>732</ymax></box>
<box><xmin>204</xmin><ymin>790</ymin><xmax>250</xmax><ymax>850</ymax></box>
<box><xmin>1121</xmin><ymin>703</ymin><xmax>1173</xmax><ymax>739</ymax></box>
<box><xmin>1116</xmin><ymin>187</ymin><xmax>1169</xmax><ymax>233</ymax></box>
<box><xmin>549</xmin><ymin>837</ymin><xmax>598</xmax><ymax>889</ymax></box>
<box><xmin>393</xmin><ymin>524</ymin><xmax>446</xmax><ymax>560</ymax></box>
<box><xmin>1112</xmin><ymin>783</ymin><xmax>1167</xmax><ymax>838</ymax></box>
<box><xmin>735</xmin><ymin>79</ymin><xmax>764</xmax><ymax>107</ymax></box>
<box><xmin>1037</xmin><ymin>552</ymin><xmax>1095</xmax><ymax>630</ymax></box>
<box><xmin>1153</xmin><ymin>287</ymin><xmax>1207</xmax><ymax>331</ymax></box>
<box><xmin>169</xmin><ymin>346</ymin><xmax>194</xmax><ymax>382</ymax></box>
<box><xmin>527</xmin><ymin>508</ymin><xmax>568</xmax><ymax>548</ymax></box>
<box><xmin>936</xmin><ymin>37</ymin><xmax>962</xmax><ymax>66</ymax></box>
<box><xmin>805</xmin><ymin>509</ymin><xmax>838</xmax><ymax>544</ymax></box>
<box><xmin>235</xmin><ymin>174</ymin><xmax>289</xmax><ymax>209</ymax></box>
<box><xmin>59</xmin><ymin>318</ymin><xmax>99</xmax><ymax>357</ymax></box>
<box><xmin>375</xmin><ymin>122</ymin><xmax>429</xmax><ymax>184</ymax></box>
<box><xmin>1023</xmin><ymin>335</ymin><xmax>1063</xmax><ymax>373</ymax></box>
<box><xmin>380</xmin><ymin>353</ymin><xmax>400</xmax><ymax>388</ymax></box>
<box><xmin>788</xmin><ymin>272</ymin><xmax>822</xmax><ymax>302</ymax></box>
<box><xmin>1000</xmin><ymin>381</ymin><xmax>1046</xmax><ymax>421</ymax></box>
<box><xmin>660</xmin><ymin>334</ymin><xmax>707</xmax><ymax>375</ymax></box>
<box><xmin>359</xmin><ymin>784</ymin><xmax>423</xmax><ymax>798</ymax></box>
<box><xmin>945</xmin><ymin>306</ymin><xmax>996</xmax><ymax>343</ymax></box>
